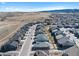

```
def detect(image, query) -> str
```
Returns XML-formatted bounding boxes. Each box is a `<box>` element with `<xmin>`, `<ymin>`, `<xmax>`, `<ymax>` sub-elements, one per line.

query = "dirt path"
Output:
<box><xmin>0</xmin><ymin>21</ymin><xmax>21</xmax><ymax>47</ymax></box>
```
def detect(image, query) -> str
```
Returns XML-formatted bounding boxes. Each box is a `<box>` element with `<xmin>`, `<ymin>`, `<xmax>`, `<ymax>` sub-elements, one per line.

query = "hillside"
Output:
<box><xmin>41</xmin><ymin>9</ymin><xmax>79</xmax><ymax>13</ymax></box>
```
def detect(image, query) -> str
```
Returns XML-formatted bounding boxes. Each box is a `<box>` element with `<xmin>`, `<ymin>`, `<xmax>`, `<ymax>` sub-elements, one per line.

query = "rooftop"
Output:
<box><xmin>34</xmin><ymin>34</ymin><xmax>48</xmax><ymax>42</ymax></box>
<box><xmin>32</xmin><ymin>42</ymin><xmax>50</xmax><ymax>48</ymax></box>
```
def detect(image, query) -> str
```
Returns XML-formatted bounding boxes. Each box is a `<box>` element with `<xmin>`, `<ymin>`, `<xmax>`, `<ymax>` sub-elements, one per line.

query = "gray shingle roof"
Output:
<box><xmin>33</xmin><ymin>42</ymin><xmax>50</xmax><ymax>48</ymax></box>
<box><xmin>34</xmin><ymin>34</ymin><xmax>48</xmax><ymax>42</ymax></box>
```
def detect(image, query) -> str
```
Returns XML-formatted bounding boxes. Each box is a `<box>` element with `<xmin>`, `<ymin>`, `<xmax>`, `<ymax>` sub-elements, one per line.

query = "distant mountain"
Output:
<box><xmin>40</xmin><ymin>9</ymin><xmax>79</xmax><ymax>13</ymax></box>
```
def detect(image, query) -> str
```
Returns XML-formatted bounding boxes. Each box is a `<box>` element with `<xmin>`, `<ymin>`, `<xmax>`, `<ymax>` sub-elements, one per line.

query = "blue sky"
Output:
<box><xmin>0</xmin><ymin>2</ymin><xmax>79</xmax><ymax>12</ymax></box>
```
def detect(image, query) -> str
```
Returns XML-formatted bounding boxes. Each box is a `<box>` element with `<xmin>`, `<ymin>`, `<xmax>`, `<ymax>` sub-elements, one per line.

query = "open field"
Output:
<box><xmin>0</xmin><ymin>12</ymin><xmax>50</xmax><ymax>22</ymax></box>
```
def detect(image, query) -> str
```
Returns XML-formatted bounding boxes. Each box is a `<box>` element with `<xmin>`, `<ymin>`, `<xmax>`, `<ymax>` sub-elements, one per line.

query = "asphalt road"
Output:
<box><xmin>64</xmin><ymin>45</ymin><xmax>79</xmax><ymax>56</ymax></box>
<box><xmin>19</xmin><ymin>24</ymin><xmax>37</xmax><ymax>56</ymax></box>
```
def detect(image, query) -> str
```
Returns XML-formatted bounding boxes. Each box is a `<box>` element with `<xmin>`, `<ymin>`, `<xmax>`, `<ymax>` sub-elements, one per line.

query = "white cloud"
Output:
<box><xmin>24</xmin><ymin>6</ymin><xmax>66</xmax><ymax>12</ymax></box>
<box><xmin>2</xmin><ymin>7</ymin><xmax>21</xmax><ymax>12</ymax></box>
<box><xmin>0</xmin><ymin>2</ymin><xmax>6</xmax><ymax>4</ymax></box>
<box><xmin>36</xmin><ymin>6</ymin><xmax>66</xmax><ymax>11</ymax></box>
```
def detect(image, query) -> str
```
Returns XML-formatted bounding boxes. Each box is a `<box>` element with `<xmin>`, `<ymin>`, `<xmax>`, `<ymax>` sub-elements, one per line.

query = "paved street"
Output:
<box><xmin>19</xmin><ymin>25</ymin><xmax>37</xmax><ymax>56</ymax></box>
